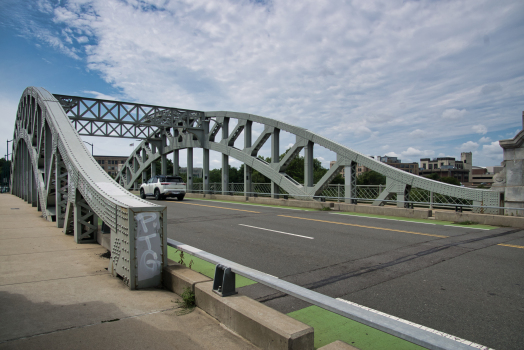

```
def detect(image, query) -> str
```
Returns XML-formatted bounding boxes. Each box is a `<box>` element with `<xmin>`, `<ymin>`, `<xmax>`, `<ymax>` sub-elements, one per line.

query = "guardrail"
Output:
<box><xmin>187</xmin><ymin>183</ymin><xmax>484</xmax><ymax>209</ymax></box>
<box><xmin>186</xmin><ymin>189</ymin><xmax>521</xmax><ymax>213</ymax></box>
<box><xmin>167</xmin><ymin>238</ymin><xmax>489</xmax><ymax>350</ymax></box>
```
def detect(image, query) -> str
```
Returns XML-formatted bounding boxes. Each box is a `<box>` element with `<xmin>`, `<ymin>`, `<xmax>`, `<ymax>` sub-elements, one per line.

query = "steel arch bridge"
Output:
<box><xmin>9</xmin><ymin>87</ymin><xmax>501</xmax><ymax>288</ymax></box>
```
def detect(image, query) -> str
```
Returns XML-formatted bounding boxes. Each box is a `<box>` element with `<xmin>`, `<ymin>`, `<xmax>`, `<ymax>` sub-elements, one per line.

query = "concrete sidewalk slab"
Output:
<box><xmin>0</xmin><ymin>194</ymin><xmax>259</xmax><ymax>350</ymax></box>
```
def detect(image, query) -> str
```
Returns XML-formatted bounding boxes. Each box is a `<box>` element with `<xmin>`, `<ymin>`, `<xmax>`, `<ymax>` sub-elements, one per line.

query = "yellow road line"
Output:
<box><xmin>278</xmin><ymin>215</ymin><xmax>449</xmax><ymax>238</ymax></box>
<box><xmin>497</xmin><ymin>243</ymin><xmax>524</xmax><ymax>249</ymax></box>
<box><xmin>175</xmin><ymin>202</ymin><xmax>260</xmax><ymax>213</ymax></box>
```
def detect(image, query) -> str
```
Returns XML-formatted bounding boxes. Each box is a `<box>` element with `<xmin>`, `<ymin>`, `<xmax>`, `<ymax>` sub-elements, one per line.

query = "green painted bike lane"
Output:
<box><xmin>168</xmin><ymin>247</ymin><xmax>425</xmax><ymax>349</ymax></box>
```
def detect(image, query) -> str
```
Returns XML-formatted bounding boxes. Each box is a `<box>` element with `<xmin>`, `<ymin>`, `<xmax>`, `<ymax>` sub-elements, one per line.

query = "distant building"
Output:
<box><xmin>330</xmin><ymin>155</ymin><xmax>419</xmax><ymax>177</ymax></box>
<box><xmin>378</xmin><ymin>156</ymin><xmax>420</xmax><ymax>175</ymax></box>
<box><xmin>94</xmin><ymin>155</ymin><xmax>128</xmax><ymax>177</ymax></box>
<box><xmin>419</xmin><ymin>152</ymin><xmax>477</xmax><ymax>185</ymax></box>
<box><xmin>179</xmin><ymin>167</ymin><xmax>203</xmax><ymax>179</ymax></box>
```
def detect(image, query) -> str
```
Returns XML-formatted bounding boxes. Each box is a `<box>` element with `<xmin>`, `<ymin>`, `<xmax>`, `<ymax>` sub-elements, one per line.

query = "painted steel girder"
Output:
<box><xmin>11</xmin><ymin>87</ymin><xmax>167</xmax><ymax>290</ymax></box>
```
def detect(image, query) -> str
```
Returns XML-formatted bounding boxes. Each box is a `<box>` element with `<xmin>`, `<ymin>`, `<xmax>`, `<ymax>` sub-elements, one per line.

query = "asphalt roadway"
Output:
<box><xmin>154</xmin><ymin>197</ymin><xmax>524</xmax><ymax>350</ymax></box>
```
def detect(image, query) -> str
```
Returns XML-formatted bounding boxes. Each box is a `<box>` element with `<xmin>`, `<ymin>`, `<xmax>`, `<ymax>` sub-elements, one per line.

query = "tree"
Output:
<box><xmin>439</xmin><ymin>176</ymin><xmax>461</xmax><ymax>186</ymax></box>
<box><xmin>357</xmin><ymin>171</ymin><xmax>386</xmax><ymax>185</ymax></box>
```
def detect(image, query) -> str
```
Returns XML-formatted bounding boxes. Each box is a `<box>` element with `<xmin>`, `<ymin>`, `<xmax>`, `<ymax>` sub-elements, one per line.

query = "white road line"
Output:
<box><xmin>329</xmin><ymin>213</ymin><xmax>490</xmax><ymax>230</ymax></box>
<box><xmin>335</xmin><ymin>298</ymin><xmax>493</xmax><ymax>350</ymax></box>
<box><xmin>329</xmin><ymin>213</ymin><xmax>437</xmax><ymax>225</ymax></box>
<box><xmin>238</xmin><ymin>224</ymin><xmax>314</xmax><ymax>239</ymax></box>
<box><xmin>192</xmin><ymin>199</ymin><xmax>309</xmax><ymax>211</ymax></box>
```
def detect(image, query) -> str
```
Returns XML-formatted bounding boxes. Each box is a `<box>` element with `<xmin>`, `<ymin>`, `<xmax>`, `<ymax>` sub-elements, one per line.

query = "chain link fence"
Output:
<box><xmin>189</xmin><ymin>183</ymin><xmax>472</xmax><ymax>209</ymax></box>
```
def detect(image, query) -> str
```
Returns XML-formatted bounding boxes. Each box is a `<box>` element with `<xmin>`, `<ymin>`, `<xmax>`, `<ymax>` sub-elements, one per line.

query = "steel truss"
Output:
<box><xmin>50</xmin><ymin>93</ymin><xmax>502</xmax><ymax>213</ymax></box>
<box><xmin>10</xmin><ymin>87</ymin><xmax>167</xmax><ymax>289</ymax></box>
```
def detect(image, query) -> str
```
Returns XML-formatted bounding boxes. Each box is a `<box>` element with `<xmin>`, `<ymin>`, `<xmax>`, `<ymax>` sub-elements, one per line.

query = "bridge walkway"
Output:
<box><xmin>0</xmin><ymin>194</ymin><xmax>258</xmax><ymax>350</ymax></box>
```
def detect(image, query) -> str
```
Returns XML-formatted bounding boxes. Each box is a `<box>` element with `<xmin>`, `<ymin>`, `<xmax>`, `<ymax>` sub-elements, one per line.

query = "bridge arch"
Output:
<box><xmin>10</xmin><ymin>87</ymin><xmax>167</xmax><ymax>289</ymax></box>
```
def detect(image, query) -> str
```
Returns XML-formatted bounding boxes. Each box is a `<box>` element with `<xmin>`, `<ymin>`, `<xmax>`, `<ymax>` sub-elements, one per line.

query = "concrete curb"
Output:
<box><xmin>163</xmin><ymin>260</ymin><xmax>314</xmax><ymax>350</ymax></box>
<box><xmin>434</xmin><ymin>211</ymin><xmax>524</xmax><ymax>228</ymax></box>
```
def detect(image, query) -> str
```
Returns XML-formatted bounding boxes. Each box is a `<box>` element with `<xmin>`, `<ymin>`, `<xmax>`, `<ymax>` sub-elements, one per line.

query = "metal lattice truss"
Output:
<box><xmin>10</xmin><ymin>87</ymin><xmax>167</xmax><ymax>289</ymax></box>
<box><xmin>52</xmin><ymin>94</ymin><xmax>501</xmax><ymax>213</ymax></box>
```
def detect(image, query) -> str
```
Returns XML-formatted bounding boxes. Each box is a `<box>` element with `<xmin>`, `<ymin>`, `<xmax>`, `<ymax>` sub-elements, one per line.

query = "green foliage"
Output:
<box><xmin>439</xmin><ymin>176</ymin><xmax>461</xmax><ymax>186</ymax></box>
<box><xmin>174</xmin><ymin>287</ymin><xmax>196</xmax><ymax>315</ymax></box>
<box><xmin>424</xmin><ymin>173</ymin><xmax>440</xmax><ymax>181</ymax></box>
<box><xmin>0</xmin><ymin>158</ymin><xmax>11</xmax><ymax>186</ymax></box>
<box><xmin>357</xmin><ymin>171</ymin><xmax>386</xmax><ymax>185</ymax></box>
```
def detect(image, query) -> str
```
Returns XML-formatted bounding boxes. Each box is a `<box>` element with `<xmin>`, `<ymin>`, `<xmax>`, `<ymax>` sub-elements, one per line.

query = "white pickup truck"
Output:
<box><xmin>140</xmin><ymin>175</ymin><xmax>186</xmax><ymax>201</ymax></box>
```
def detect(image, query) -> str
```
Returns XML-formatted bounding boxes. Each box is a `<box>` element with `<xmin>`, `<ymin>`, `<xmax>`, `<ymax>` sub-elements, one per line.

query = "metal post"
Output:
<box><xmin>203</xmin><ymin>118</ymin><xmax>210</xmax><ymax>194</ymax></box>
<box><xmin>83</xmin><ymin>141</ymin><xmax>93</xmax><ymax>155</ymax></box>
<box><xmin>187</xmin><ymin>147</ymin><xmax>193</xmax><ymax>193</ymax></box>
<box><xmin>6</xmin><ymin>139</ymin><xmax>13</xmax><ymax>161</ymax></box>
<box><xmin>173</xmin><ymin>149</ymin><xmax>179</xmax><ymax>176</ymax></box>
<box><xmin>271</xmin><ymin>128</ymin><xmax>280</xmax><ymax>198</ymax></box>
<box><xmin>244</xmin><ymin>121</ymin><xmax>252</xmax><ymax>197</ymax></box>
<box><xmin>430</xmin><ymin>191</ymin><xmax>434</xmax><ymax>209</ymax></box>
<box><xmin>160</xmin><ymin>134</ymin><xmax>167</xmax><ymax>174</ymax></box>
<box><xmin>304</xmin><ymin>141</ymin><xmax>314</xmax><ymax>188</ymax></box>
<box><xmin>222</xmin><ymin>118</ymin><xmax>229</xmax><ymax>195</ymax></box>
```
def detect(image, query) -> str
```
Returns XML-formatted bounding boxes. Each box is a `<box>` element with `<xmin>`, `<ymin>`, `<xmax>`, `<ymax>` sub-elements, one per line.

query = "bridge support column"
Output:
<box><xmin>344</xmin><ymin>161</ymin><xmax>357</xmax><ymax>204</ymax></box>
<box><xmin>222</xmin><ymin>118</ymin><xmax>229</xmax><ymax>195</ymax></box>
<box><xmin>55</xmin><ymin>151</ymin><xmax>68</xmax><ymax>228</ymax></box>
<box><xmin>151</xmin><ymin>160</ymin><xmax>156</xmax><ymax>178</ymax></box>
<box><xmin>161</xmin><ymin>134</ymin><xmax>167</xmax><ymax>175</ymax></box>
<box><xmin>244</xmin><ymin>121</ymin><xmax>253</xmax><ymax>197</ymax></box>
<box><xmin>173</xmin><ymin>149</ymin><xmax>179</xmax><ymax>176</ymax></box>
<box><xmin>203</xmin><ymin>148</ymin><xmax>209</xmax><ymax>194</ymax></box>
<box><xmin>73</xmin><ymin>189</ymin><xmax>97</xmax><ymax>243</ymax></box>
<box><xmin>271</xmin><ymin>128</ymin><xmax>280</xmax><ymax>198</ymax></box>
<box><xmin>187</xmin><ymin>147</ymin><xmax>193</xmax><ymax>193</ymax></box>
<box><xmin>141</xmin><ymin>149</ymin><xmax>148</xmax><ymax>182</ymax></box>
<box><xmin>304</xmin><ymin>141</ymin><xmax>314</xmax><ymax>190</ymax></box>
<box><xmin>31</xmin><ymin>164</ymin><xmax>37</xmax><ymax>207</ymax></box>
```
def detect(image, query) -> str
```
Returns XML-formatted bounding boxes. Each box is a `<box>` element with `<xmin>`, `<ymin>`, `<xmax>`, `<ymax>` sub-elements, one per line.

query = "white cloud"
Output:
<box><xmin>472</xmin><ymin>124</ymin><xmax>488</xmax><ymax>134</ymax></box>
<box><xmin>401</xmin><ymin>147</ymin><xmax>434</xmax><ymax>158</ymax></box>
<box><xmin>4</xmin><ymin>0</ymin><xmax>523</xmax><ymax>169</ymax></box>
<box><xmin>441</xmin><ymin>109</ymin><xmax>467</xmax><ymax>119</ymax></box>
<box><xmin>478</xmin><ymin>136</ymin><xmax>491</xmax><ymax>143</ymax></box>
<box><xmin>460</xmin><ymin>141</ymin><xmax>479</xmax><ymax>151</ymax></box>
<box><xmin>479</xmin><ymin>141</ymin><xmax>503</xmax><ymax>161</ymax></box>
<box><xmin>83</xmin><ymin>90</ymin><xmax>118</xmax><ymax>100</ymax></box>
<box><xmin>409</xmin><ymin>129</ymin><xmax>425</xmax><ymax>138</ymax></box>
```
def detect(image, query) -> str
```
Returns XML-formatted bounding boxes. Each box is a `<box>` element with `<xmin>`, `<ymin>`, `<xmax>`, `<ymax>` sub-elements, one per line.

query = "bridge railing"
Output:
<box><xmin>168</xmin><ymin>238</ymin><xmax>485</xmax><ymax>350</ymax></box>
<box><xmin>188</xmin><ymin>183</ymin><xmax>475</xmax><ymax>209</ymax></box>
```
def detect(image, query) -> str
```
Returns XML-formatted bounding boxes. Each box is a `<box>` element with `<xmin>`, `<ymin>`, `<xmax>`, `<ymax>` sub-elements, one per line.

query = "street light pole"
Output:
<box><xmin>6</xmin><ymin>139</ymin><xmax>13</xmax><ymax>161</ymax></box>
<box><xmin>83</xmin><ymin>141</ymin><xmax>93</xmax><ymax>156</ymax></box>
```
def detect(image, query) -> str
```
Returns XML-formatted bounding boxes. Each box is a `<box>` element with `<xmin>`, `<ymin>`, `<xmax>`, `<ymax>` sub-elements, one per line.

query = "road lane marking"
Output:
<box><xmin>239</xmin><ymin>224</ymin><xmax>314</xmax><ymax>239</ymax></box>
<box><xmin>330</xmin><ymin>212</ymin><xmax>491</xmax><ymax>230</ymax></box>
<box><xmin>174</xmin><ymin>202</ymin><xmax>260</xmax><ymax>213</ymax></box>
<box><xmin>497</xmin><ymin>243</ymin><xmax>524</xmax><ymax>249</ymax></box>
<box><xmin>278</xmin><ymin>215</ymin><xmax>449</xmax><ymax>238</ymax></box>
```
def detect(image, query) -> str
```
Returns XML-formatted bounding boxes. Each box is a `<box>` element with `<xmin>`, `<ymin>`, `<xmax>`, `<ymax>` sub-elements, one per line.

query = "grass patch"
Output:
<box><xmin>167</xmin><ymin>246</ymin><xmax>257</xmax><ymax>288</ymax></box>
<box><xmin>454</xmin><ymin>221</ymin><xmax>479</xmax><ymax>225</ymax></box>
<box><xmin>288</xmin><ymin>306</ymin><xmax>424</xmax><ymax>350</ymax></box>
<box><xmin>332</xmin><ymin>212</ymin><xmax>496</xmax><ymax>230</ymax></box>
<box><xmin>174</xmin><ymin>287</ymin><xmax>196</xmax><ymax>315</ymax></box>
<box><xmin>319</xmin><ymin>206</ymin><xmax>332</xmax><ymax>211</ymax></box>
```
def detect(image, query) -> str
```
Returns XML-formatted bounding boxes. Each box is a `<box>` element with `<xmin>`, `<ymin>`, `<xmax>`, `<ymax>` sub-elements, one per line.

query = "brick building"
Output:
<box><xmin>94</xmin><ymin>155</ymin><xmax>128</xmax><ymax>177</ymax></box>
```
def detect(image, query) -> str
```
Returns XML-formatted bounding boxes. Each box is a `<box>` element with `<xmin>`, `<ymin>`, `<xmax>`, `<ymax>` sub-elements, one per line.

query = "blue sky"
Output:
<box><xmin>1</xmin><ymin>0</ymin><xmax>523</xmax><ymax>169</ymax></box>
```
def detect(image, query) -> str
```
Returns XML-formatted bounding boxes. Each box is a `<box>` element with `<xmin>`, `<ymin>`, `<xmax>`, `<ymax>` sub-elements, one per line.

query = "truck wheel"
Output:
<box><xmin>154</xmin><ymin>189</ymin><xmax>161</xmax><ymax>200</ymax></box>
<box><xmin>177</xmin><ymin>195</ymin><xmax>184</xmax><ymax>201</ymax></box>
<box><xmin>140</xmin><ymin>189</ymin><xmax>146</xmax><ymax>199</ymax></box>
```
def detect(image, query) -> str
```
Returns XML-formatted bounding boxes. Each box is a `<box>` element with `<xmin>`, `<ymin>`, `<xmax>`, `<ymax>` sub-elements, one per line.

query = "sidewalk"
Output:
<box><xmin>0</xmin><ymin>194</ymin><xmax>258</xmax><ymax>350</ymax></box>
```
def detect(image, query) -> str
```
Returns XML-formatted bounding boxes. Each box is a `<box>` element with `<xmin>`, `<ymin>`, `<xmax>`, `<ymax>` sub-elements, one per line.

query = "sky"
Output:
<box><xmin>1</xmin><ymin>0</ymin><xmax>523</xmax><ymax>170</ymax></box>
